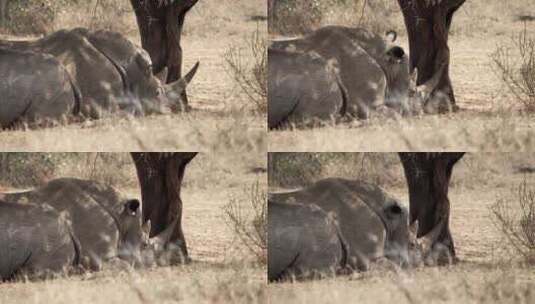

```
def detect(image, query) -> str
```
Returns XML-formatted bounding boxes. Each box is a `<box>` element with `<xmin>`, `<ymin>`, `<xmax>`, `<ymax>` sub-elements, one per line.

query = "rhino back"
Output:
<box><xmin>2</xmin><ymin>178</ymin><xmax>123</xmax><ymax>270</ymax></box>
<box><xmin>275</xmin><ymin>29</ymin><xmax>386</xmax><ymax>118</ymax></box>
<box><xmin>0</xmin><ymin>201</ymin><xmax>77</xmax><ymax>279</ymax></box>
<box><xmin>0</xmin><ymin>48</ymin><xmax>75</xmax><ymax>127</ymax></box>
<box><xmin>268</xmin><ymin>201</ymin><xmax>344</xmax><ymax>281</ymax></box>
<box><xmin>271</xmin><ymin>178</ymin><xmax>388</xmax><ymax>270</ymax></box>
<box><xmin>268</xmin><ymin>48</ymin><xmax>344</xmax><ymax>128</ymax></box>
<box><xmin>32</xmin><ymin>30</ymin><xmax>124</xmax><ymax>118</ymax></box>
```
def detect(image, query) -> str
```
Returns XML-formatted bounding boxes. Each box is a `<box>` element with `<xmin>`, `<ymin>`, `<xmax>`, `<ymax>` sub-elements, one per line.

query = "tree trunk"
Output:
<box><xmin>397</xmin><ymin>0</ymin><xmax>465</xmax><ymax>112</ymax></box>
<box><xmin>129</xmin><ymin>0</ymin><xmax>199</xmax><ymax>108</ymax></box>
<box><xmin>399</xmin><ymin>152</ymin><xmax>464</xmax><ymax>264</ymax></box>
<box><xmin>131</xmin><ymin>152</ymin><xmax>197</xmax><ymax>261</ymax></box>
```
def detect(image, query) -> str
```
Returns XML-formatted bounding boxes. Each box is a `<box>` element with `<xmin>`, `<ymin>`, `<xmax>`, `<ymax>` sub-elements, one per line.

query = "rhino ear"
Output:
<box><xmin>410</xmin><ymin>68</ymin><xmax>419</xmax><ymax>88</ymax></box>
<box><xmin>135</xmin><ymin>53</ymin><xmax>153</xmax><ymax>77</ymax></box>
<box><xmin>151</xmin><ymin>217</ymin><xmax>178</xmax><ymax>247</ymax></box>
<box><xmin>163</xmin><ymin>61</ymin><xmax>200</xmax><ymax>97</ymax></box>
<box><xmin>409</xmin><ymin>220</ymin><xmax>419</xmax><ymax>236</ymax></box>
<box><xmin>418</xmin><ymin>218</ymin><xmax>444</xmax><ymax>253</ymax></box>
<box><xmin>124</xmin><ymin>199</ymin><xmax>140</xmax><ymax>216</ymax></box>
<box><xmin>384</xmin><ymin>204</ymin><xmax>403</xmax><ymax>220</ymax></box>
<box><xmin>386</xmin><ymin>30</ymin><xmax>397</xmax><ymax>43</ymax></box>
<box><xmin>142</xmin><ymin>220</ymin><xmax>151</xmax><ymax>235</ymax></box>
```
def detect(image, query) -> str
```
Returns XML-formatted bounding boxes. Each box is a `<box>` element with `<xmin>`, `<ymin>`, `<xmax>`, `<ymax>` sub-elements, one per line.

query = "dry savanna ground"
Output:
<box><xmin>0</xmin><ymin>0</ymin><xmax>266</xmax><ymax>152</ymax></box>
<box><xmin>0</xmin><ymin>152</ymin><xmax>267</xmax><ymax>303</ymax></box>
<box><xmin>268</xmin><ymin>153</ymin><xmax>535</xmax><ymax>304</ymax></box>
<box><xmin>268</xmin><ymin>0</ymin><xmax>535</xmax><ymax>152</ymax></box>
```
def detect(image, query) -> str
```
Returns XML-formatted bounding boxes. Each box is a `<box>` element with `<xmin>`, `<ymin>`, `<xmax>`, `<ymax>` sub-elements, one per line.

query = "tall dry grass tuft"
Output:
<box><xmin>222</xmin><ymin>181</ymin><xmax>267</xmax><ymax>264</ymax></box>
<box><xmin>0</xmin><ymin>0</ymin><xmax>136</xmax><ymax>35</ymax></box>
<box><xmin>0</xmin><ymin>153</ymin><xmax>136</xmax><ymax>189</ymax></box>
<box><xmin>268</xmin><ymin>0</ymin><xmax>402</xmax><ymax>35</ymax></box>
<box><xmin>491</xmin><ymin>24</ymin><xmax>535</xmax><ymax>112</ymax></box>
<box><xmin>491</xmin><ymin>177</ymin><xmax>535</xmax><ymax>264</ymax></box>
<box><xmin>268</xmin><ymin>153</ymin><xmax>403</xmax><ymax>189</ymax></box>
<box><xmin>224</xmin><ymin>26</ymin><xmax>267</xmax><ymax>113</ymax></box>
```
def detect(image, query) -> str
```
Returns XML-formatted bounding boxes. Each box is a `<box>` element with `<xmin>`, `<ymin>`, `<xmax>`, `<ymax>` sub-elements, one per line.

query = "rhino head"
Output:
<box><xmin>380</xmin><ymin>30</ymin><xmax>412</xmax><ymax>115</ymax></box>
<box><xmin>127</xmin><ymin>49</ymin><xmax>200</xmax><ymax>115</ymax></box>
<box><xmin>407</xmin><ymin>218</ymin><xmax>451</xmax><ymax>267</ymax></box>
<box><xmin>382</xmin><ymin>202</ymin><xmax>412</xmax><ymax>267</ymax></box>
<box><xmin>113</xmin><ymin>199</ymin><xmax>186</xmax><ymax>267</ymax></box>
<box><xmin>138</xmin><ymin>218</ymin><xmax>189</xmax><ymax>266</ymax></box>
<box><xmin>115</xmin><ymin>199</ymin><xmax>146</xmax><ymax>265</ymax></box>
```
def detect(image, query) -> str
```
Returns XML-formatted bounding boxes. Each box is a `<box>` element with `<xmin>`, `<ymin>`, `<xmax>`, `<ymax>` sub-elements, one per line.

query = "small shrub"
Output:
<box><xmin>268</xmin><ymin>152</ymin><xmax>403</xmax><ymax>188</ymax></box>
<box><xmin>269</xmin><ymin>0</ymin><xmax>402</xmax><ymax>35</ymax></box>
<box><xmin>491</xmin><ymin>178</ymin><xmax>535</xmax><ymax>264</ymax></box>
<box><xmin>0</xmin><ymin>153</ymin><xmax>59</xmax><ymax>187</ymax></box>
<box><xmin>491</xmin><ymin>25</ymin><xmax>535</xmax><ymax>112</ymax></box>
<box><xmin>269</xmin><ymin>0</ymin><xmax>327</xmax><ymax>35</ymax></box>
<box><xmin>0</xmin><ymin>153</ymin><xmax>136</xmax><ymax>189</ymax></box>
<box><xmin>222</xmin><ymin>181</ymin><xmax>267</xmax><ymax>264</ymax></box>
<box><xmin>224</xmin><ymin>26</ymin><xmax>267</xmax><ymax>114</ymax></box>
<box><xmin>3</xmin><ymin>0</ymin><xmax>59</xmax><ymax>35</ymax></box>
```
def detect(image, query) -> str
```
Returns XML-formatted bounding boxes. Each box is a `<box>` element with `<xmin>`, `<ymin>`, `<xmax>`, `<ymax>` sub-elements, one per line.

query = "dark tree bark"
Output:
<box><xmin>397</xmin><ymin>0</ymin><xmax>465</xmax><ymax>112</ymax></box>
<box><xmin>131</xmin><ymin>152</ymin><xmax>197</xmax><ymax>260</ymax></box>
<box><xmin>399</xmin><ymin>152</ymin><xmax>464</xmax><ymax>264</ymax></box>
<box><xmin>129</xmin><ymin>0</ymin><xmax>199</xmax><ymax>107</ymax></box>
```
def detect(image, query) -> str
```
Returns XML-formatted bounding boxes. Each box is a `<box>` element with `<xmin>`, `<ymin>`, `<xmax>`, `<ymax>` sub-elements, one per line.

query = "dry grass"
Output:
<box><xmin>0</xmin><ymin>265</ymin><xmax>266</xmax><ymax>304</ymax></box>
<box><xmin>268</xmin><ymin>0</ymin><xmax>535</xmax><ymax>151</ymax></box>
<box><xmin>268</xmin><ymin>153</ymin><xmax>535</xmax><ymax>304</ymax></box>
<box><xmin>269</xmin><ymin>111</ymin><xmax>535</xmax><ymax>152</ymax></box>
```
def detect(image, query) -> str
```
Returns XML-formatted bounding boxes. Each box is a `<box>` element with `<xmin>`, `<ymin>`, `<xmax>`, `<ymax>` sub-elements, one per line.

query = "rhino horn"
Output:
<box><xmin>418</xmin><ymin>218</ymin><xmax>444</xmax><ymax>254</ymax></box>
<box><xmin>164</xmin><ymin>61</ymin><xmax>200</xmax><ymax>96</ymax></box>
<box><xmin>409</xmin><ymin>220</ymin><xmax>419</xmax><ymax>238</ymax></box>
<box><xmin>150</xmin><ymin>217</ymin><xmax>178</xmax><ymax>249</ymax></box>
<box><xmin>142</xmin><ymin>219</ymin><xmax>151</xmax><ymax>235</ymax></box>
<box><xmin>413</xmin><ymin>61</ymin><xmax>447</xmax><ymax>101</ymax></box>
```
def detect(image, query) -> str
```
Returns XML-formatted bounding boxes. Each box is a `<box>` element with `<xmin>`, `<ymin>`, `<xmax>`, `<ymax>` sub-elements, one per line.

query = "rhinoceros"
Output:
<box><xmin>1</xmin><ymin>178</ymin><xmax>159</xmax><ymax>270</ymax></box>
<box><xmin>0</xmin><ymin>48</ymin><xmax>81</xmax><ymax>128</ymax></box>
<box><xmin>268</xmin><ymin>47</ymin><xmax>347</xmax><ymax>129</ymax></box>
<box><xmin>270</xmin><ymin>26</ymin><xmax>414</xmax><ymax>121</ymax></box>
<box><xmin>0</xmin><ymin>200</ymin><xmax>80</xmax><ymax>280</ymax></box>
<box><xmin>268</xmin><ymin>199</ymin><xmax>348</xmax><ymax>281</ymax></box>
<box><xmin>0</xmin><ymin>28</ymin><xmax>199</xmax><ymax>123</ymax></box>
<box><xmin>270</xmin><ymin>178</ymin><xmax>414</xmax><ymax>271</ymax></box>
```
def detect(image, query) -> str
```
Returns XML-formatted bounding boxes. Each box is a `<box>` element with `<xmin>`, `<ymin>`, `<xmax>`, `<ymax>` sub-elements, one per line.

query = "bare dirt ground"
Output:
<box><xmin>0</xmin><ymin>0</ymin><xmax>266</xmax><ymax>152</ymax></box>
<box><xmin>268</xmin><ymin>1</ymin><xmax>535</xmax><ymax>152</ymax></box>
<box><xmin>268</xmin><ymin>153</ymin><xmax>535</xmax><ymax>304</ymax></box>
<box><xmin>0</xmin><ymin>152</ymin><xmax>267</xmax><ymax>303</ymax></box>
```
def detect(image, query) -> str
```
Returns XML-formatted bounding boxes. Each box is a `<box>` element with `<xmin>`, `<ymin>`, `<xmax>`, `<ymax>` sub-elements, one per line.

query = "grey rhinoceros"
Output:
<box><xmin>268</xmin><ymin>199</ymin><xmax>348</xmax><ymax>281</ymax></box>
<box><xmin>1</xmin><ymin>178</ymin><xmax>174</xmax><ymax>270</ymax></box>
<box><xmin>0</xmin><ymin>27</ymin><xmax>199</xmax><ymax>125</ymax></box>
<box><xmin>0</xmin><ymin>200</ymin><xmax>80</xmax><ymax>280</ymax></box>
<box><xmin>268</xmin><ymin>47</ymin><xmax>347</xmax><ymax>129</ymax></box>
<box><xmin>270</xmin><ymin>26</ymin><xmax>414</xmax><ymax>123</ymax></box>
<box><xmin>269</xmin><ymin>178</ymin><xmax>415</xmax><ymax>273</ymax></box>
